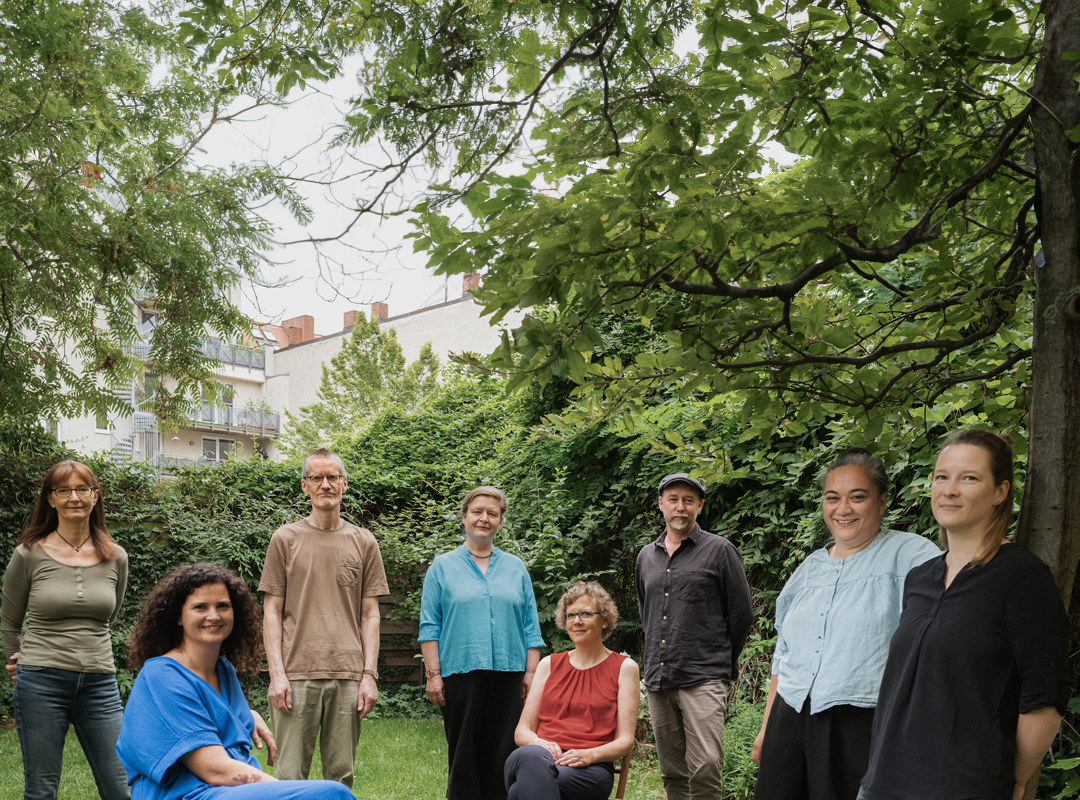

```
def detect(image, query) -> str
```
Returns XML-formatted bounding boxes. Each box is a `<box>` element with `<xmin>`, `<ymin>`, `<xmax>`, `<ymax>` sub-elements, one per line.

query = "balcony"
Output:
<box><xmin>203</xmin><ymin>339</ymin><xmax>265</xmax><ymax>370</ymax></box>
<box><xmin>193</xmin><ymin>403</ymin><xmax>280</xmax><ymax>436</ymax></box>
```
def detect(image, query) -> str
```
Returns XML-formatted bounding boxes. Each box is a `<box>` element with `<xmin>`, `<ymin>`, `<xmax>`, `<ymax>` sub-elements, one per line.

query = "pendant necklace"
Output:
<box><xmin>55</xmin><ymin>530</ymin><xmax>90</xmax><ymax>552</ymax></box>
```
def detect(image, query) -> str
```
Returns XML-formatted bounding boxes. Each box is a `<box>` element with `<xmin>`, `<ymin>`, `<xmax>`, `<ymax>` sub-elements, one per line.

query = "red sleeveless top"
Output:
<box><xmin>536</xmin><ymin>650</ymin><xmax>627</xmax><ymax>750</ymax></box>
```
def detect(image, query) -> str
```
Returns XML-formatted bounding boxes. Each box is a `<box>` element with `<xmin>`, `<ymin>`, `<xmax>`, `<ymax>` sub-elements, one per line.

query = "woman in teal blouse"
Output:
<box><xmin>419</xmin><ymin>486</ymin><xmax>545</xmax><ymax>800</ymax></box>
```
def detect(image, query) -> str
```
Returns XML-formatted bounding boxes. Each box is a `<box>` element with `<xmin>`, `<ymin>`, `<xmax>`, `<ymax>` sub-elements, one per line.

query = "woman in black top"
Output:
<box><xmin>859</xmin><ymin>429</ymin><xmax>1070</xmax><ymax>800</ymax></box>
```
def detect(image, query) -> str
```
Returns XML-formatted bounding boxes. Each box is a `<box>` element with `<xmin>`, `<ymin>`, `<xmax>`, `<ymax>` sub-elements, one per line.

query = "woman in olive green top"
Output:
<box><xmin>1</xmin><ymin>460</ymin><xmax>130</xmax><ymax>800</ymax></box>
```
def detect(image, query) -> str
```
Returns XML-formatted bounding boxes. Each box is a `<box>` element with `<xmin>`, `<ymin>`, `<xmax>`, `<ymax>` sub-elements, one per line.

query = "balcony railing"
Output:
<box><xmin>203</xmin><ymin>339</ymin><xmax>266</xmax><ymax>370</ymax></box>
<box><xmin>195</xmin><ymin>404</ymin><xmax>280</xmax><ymax>435</ymax></box>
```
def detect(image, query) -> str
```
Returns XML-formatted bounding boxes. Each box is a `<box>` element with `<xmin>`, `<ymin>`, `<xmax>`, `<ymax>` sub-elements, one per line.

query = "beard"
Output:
<box><xmin>668</xmin><ymin>516</ymin><xmax>692</xmax><ymax>531</ymax></box>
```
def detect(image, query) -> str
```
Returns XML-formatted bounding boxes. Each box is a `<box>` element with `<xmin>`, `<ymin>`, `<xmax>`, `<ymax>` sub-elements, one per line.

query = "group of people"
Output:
<box><xmin>753</xmin><ymin>430</ymin><xmax>1070</xmax><ymax>800</ymax></box>
<box><xmin>0</xmin><ymin>429</ymin><xmax>1071</xmax><ymax>800</ymax></box>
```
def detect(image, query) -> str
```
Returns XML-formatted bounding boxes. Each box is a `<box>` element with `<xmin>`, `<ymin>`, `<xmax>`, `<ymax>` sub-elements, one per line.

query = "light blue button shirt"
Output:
<box><xmin>772</xmin><ymin>528</ymin><xmax>940</xmax><ymax>714</ymax></box>
<box><xmin>419</xmin><ymin>545</ymin><xmax>545</xmax><ymax>677</ymax></box>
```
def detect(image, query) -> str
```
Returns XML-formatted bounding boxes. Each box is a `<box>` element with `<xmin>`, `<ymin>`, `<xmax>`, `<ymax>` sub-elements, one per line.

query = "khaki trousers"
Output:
<box><xmin>647</xmin><ymin>680</ymin><xmax>728</xmax><ymax>800</ymax></box>
<box><xmin>271</xmin><ymin>679</ymin><xmax>361</xmax><ymax>787</ymax></box>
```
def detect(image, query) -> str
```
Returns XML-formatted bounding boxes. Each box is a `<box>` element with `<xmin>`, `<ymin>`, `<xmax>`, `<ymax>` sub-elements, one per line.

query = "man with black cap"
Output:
<box><xmin>636</xmin><ymin>472</ymin><xmax>753</xmax><ymax>800</ymax></box>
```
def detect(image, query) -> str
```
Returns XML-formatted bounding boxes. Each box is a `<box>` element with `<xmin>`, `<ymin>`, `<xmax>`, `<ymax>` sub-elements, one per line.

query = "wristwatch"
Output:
<box><xmin>362</xmin><ymin>669</ymin><xmax>379</xmax><ymax>680</ymax></box>
<box><xmin>425</xmin><ymin>668</ymin><xmax>441</xmax><ymax>678</ymax></box>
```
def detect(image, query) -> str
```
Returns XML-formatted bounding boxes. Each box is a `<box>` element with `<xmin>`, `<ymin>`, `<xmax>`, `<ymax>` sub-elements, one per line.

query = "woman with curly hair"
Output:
<box><xmin>116</xmin><ymin>564</ymin><xmax>352</xmax><ymax>800</ymax></box>
<box><xmin>1</xmin><ymin>459</ymin><xmax>129</xmax><ymax>800</ymax></box>
<box><xmin>504</xmin><ymin>581</ymin><xmax>640</xmax><ymax>800</ymax></box>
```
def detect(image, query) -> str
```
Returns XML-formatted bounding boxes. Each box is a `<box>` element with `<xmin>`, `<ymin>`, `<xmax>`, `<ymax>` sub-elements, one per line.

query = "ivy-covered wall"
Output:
<box><xmin>1</xmin><ymin>374</ymin><xmax>1076</xmax><ymax>778</ymax></box>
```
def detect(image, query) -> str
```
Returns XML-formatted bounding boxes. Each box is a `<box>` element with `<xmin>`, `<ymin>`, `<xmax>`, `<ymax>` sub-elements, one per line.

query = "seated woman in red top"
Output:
<box><xmin>505</xmin><ymin>581</ymin><xmax>640</xmax><ymax>800</ymax></box>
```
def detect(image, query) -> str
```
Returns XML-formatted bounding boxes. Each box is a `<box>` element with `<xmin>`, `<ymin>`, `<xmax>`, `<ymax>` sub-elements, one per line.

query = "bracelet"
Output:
<box><xmin>362</xmin><ymin>669</ymin><xmax>379</xmax><ymax>680</ymax></box>
<box><xmin>425</xmin><ymin>668</ymin><xmax>441</xmax><ymax>678</ymax></box>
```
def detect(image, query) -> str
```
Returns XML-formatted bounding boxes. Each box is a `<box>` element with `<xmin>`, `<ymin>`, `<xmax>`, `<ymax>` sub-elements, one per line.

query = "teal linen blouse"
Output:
<box><xmin>419</xmin><ymin>545</ymin><xmax>545</xmax><ymax>676</ymax></box>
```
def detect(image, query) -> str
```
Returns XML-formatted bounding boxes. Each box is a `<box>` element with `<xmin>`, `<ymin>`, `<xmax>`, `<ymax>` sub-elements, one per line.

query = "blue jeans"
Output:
<box><xmin>12</xmin><ymin>665</ymin><xmax>129</xmax><ymax>800</ymax></box>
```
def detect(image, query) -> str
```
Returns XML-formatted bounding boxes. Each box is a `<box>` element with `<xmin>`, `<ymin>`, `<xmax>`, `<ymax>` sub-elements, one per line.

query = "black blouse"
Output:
<box><xmin>860</xmin><ymin>544</ymin><xmax>1070</xmax><ymax>800</ymax></box>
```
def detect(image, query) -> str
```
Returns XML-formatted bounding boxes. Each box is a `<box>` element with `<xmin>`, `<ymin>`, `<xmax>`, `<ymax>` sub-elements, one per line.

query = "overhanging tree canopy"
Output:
<box><xmin>164</xmin><ymin>0</ymin><xmax>1080</xmax><ymax>610</ymax></box>
<box><xmin>0</xmin><ymin>0</ymin><xmax>307</xmax><ymax>422</ymax></box>
<box><xmin>392</xmin><ymin>0</ymin><xmax>1078</xmax><ymax>606</ymax></box>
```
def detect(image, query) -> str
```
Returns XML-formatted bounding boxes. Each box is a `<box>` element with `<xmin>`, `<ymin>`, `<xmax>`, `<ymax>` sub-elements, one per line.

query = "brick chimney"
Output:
<box><xmin>370</xmin><ymin>302</ymin><xmax>389</xmax><ymax>322</ymax></box>
<box><xmin>343</xmin><ymin>310</ymin><xmax>359</xmax><ymax>332</ymax></box>
<box><xmin>282</xmin><ymin>315</ymin><xmax>315</xmax><ymax>346</ymax></box>
<box><xmin>463</xmin><ymin>272</ymin><xmax>481</xmax><ymax>294</ymax></box>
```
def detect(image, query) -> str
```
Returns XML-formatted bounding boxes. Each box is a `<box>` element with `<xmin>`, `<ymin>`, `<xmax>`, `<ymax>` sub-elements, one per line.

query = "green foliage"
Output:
<box><xmin>281</xmin><ymin>317</ymin><xmax>440</xmax><ymax>459</ymax></box>
<box><xmin>1042</xmin><ymin>698</ymin><xmax>1080</xmax><ymax>799</ymax></box>
<box><xmin>721</xmin><ymin>701</ymin><xmax>766</xmax><ymax>800</ymax></box>
<box><xmin>365</xmin><ymin>684</ymin><xmax>438</xmax><ymax>720</ymax></box>
<box><xmin>0</xmin><ymin>0</ymin><xmax>307</xmax><ymax>424</ymax></box>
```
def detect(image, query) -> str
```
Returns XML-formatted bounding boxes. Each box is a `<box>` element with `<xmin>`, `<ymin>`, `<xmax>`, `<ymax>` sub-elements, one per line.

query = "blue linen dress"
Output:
<box><xmin>116</xmin><ymin>656</ymin><xmax>351</xmax><ymax>800</ymax></box>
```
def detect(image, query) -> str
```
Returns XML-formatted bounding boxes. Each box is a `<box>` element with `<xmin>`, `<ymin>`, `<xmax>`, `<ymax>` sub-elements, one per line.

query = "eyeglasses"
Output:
<box><xmin>565</xmin><ymin>611</ymin><xmax>597</xmax><ymax>622</ymax></box>
<box><xmin>51</xmin><ymin>486</ymin><xmax>96</xmax><ymax>499</ymax></box>
<box><xmin>304</xmin><ymin>474</ymin><xmax>342</xmax><ymax>485</ymax></box>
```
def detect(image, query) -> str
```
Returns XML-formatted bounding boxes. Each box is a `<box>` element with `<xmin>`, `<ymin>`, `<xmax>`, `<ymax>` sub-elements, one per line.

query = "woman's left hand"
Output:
<box><xmin>5</xmin><ymin>652</ymin><xmax>17</xmax><ymax>682</ymax></box>
<box><xmin>555</xmin><ymin>749</ymin><xmax>596</xmax><ymax>768</ymax></box>
<box><xmin>251</xmin><ymin>710</ymin><xmax>277</xmax><ymax>766</ymax></box>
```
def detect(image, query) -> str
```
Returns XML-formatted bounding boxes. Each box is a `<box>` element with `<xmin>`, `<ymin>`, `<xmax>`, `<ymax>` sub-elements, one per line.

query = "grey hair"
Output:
<box><xmin>459</xmin><ymin>486</ymin><xmax>507</xmax><ymax>518</ymax></box>
<box><xmin>302</xmin><ymin>449</ymin><xmax>347</xmax><ymax>480</ymax></box>
<box><xmin>821</xmin><ymin>448</ymin><xmax>889</xmax><ymax>498</ymax></box>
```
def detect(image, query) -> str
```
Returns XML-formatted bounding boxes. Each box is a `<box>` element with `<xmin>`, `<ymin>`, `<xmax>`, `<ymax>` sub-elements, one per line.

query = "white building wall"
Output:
<box><xmin>387</xmin><ymin>296</ymin><xmax>526</xmax><ymax>365</ymax></box>
<box><xmin>54</xmin><ymin>290</ymin><xmax>527</xmax><ymax>466</ymax></box>
<box><xmin>266</xmin><ymin>296</ymin><xmax>527</xmax><ymax>459</ymax></box>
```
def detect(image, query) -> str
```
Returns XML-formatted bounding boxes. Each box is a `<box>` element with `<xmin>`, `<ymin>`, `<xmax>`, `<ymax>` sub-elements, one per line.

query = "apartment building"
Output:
<box><xmin>56</xmin><ymin>274</ymin><xmax>524</xmax><ymax>465</ymax></box>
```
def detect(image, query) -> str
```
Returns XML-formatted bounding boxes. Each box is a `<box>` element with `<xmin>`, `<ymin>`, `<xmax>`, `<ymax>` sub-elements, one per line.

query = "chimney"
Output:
<box><xmin>463</xmin><ymin>272</ymin><xmax>481</xmax><ymax>294</ymax></box>
<box><xmin>282</xmin><ymin>315</ymin><xmax>315</xmax><ymax>345</ymax></box>
<box><xmin>343</xmin><ymin>310</ymin><xmax>359</xmax><ymax>332</ymax></box>
<box><xmin>370</xmin><ymin>302</ymin><xmax>389</xmax><ymax>322</ymax></box>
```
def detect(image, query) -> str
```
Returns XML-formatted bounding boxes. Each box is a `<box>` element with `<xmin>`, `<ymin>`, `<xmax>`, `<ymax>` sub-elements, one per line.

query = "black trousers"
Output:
<box><xmin>753</xmin><ymin>695</ymin><xmax>875</xmax><ymax>800</ymax></box>
<box><xmin>442</xmin><ymin>670</ymin><xmax>524</xmax><ymax>800</ymax></box>
<box><xmin>505</xmin><ymin>745</ymin><xmax>614</xmax><ymax>800</ymax></box>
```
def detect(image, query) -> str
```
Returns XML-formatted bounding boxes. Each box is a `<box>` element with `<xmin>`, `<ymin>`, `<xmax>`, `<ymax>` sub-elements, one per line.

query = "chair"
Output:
<box><xmin>611</xmin><ymin>747</ymin><xmax>633</xmax><ymax>800</ymax></box>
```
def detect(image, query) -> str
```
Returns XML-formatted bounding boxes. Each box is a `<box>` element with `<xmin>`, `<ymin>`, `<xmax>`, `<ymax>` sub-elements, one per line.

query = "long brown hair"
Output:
<box><xmin>935</xmin><ymin>429</ymin><xmax>1015</xmax><ymax>566</ymax></box>
<box><xmin>128</xmin><ymin>563</ymin><xmax>263</xmax><ymax>673</ymax></box>
<box><xmin>19</xmin><ymin>460</ymin><xmax>117</xmax><ymax>560</ymax></box>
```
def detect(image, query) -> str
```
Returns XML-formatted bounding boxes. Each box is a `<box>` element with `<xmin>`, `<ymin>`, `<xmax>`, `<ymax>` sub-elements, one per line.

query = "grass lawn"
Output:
<box><xmin>0</xmin><ymin>719</ymin><xmax>667</xmax><ymax>799</ymax></box>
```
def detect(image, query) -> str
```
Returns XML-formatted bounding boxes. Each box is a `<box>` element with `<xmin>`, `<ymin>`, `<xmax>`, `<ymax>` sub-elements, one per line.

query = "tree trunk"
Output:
<box><xmin>1017</xmin><ymin>3</ymin><xmax>1080</xmax><ymax>796</ymax></box>
<box><xmin>1019</xmin><ymin>0</ymin><xmax>1080</xmax><ymax>609</ymax></box>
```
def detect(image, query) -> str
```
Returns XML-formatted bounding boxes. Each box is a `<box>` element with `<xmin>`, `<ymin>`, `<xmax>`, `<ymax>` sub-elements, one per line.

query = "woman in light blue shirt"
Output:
<box><xmin>419</xmin><ymin>486</ymin><xmax>545</xmax><ymax>800</ymax></box>
<box><xmin>752</xmin><ymin>449</ymin><xmax>940</xmax><ymax>800</ymax></box>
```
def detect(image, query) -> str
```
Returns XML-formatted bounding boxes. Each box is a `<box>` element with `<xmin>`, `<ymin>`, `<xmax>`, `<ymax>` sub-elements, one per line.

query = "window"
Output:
<box><xmin>202</xmin><ymin>438</ymin><xmax>236</xmax><ymax>462</ymax></box>
<box><xmin>95</xmin><ymin>410</ymin><xmax>109</xmax><ymax>432</ymax></box>
<box><xmin>200</xmin><ymin>383</ymin><xmax>234</xmax><ymax>425</ymax></box>
<box><xmin>140</xmin><ymin>310</ymin><xmax>159</xmax><ymax>336</ymax></box>
<box><xmin>138</xmin><ymin>372</ymin><xmax>160</xmax><ymax>405</ymax></box>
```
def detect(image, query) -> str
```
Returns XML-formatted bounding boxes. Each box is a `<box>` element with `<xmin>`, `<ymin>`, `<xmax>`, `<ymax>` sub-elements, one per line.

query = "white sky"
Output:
<box><xmin>197</xmin><ymin>57</ymin><xmax>457</xmax><ymax>336</ymax></box>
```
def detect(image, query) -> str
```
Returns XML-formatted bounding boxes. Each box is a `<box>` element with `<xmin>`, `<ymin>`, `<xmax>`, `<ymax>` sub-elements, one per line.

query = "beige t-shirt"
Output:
<box><xmin>258</xmin><ymin>518</ymin><xmax>388</xmax><ymax>681</ymax></box>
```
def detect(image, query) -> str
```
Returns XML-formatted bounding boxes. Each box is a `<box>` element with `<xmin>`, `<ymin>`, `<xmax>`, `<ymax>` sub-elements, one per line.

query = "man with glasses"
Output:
<box><xmin>636</xmin><ymin>473</ymin><xmax>753</xmax><ymax>800</ymax></box>
<box><xmin>259</xmin><ymin>448</ymin><xmax>389</xmax><ymax>786</ymax></box>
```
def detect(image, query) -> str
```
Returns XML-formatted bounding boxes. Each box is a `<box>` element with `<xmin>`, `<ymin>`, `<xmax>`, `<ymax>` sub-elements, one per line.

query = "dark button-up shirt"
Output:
<box><xmin>635</xmin><ymin>524</ymin><xmax>754</xmax><ymax>692</ymax></box>
<box><xmin>860</xmin><ymin>544</ymin><xmax>1070</xmax><ymax>800</ymax></box>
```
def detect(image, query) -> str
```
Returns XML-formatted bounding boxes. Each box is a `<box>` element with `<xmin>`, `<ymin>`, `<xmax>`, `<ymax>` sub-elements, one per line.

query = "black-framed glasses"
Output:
<box><xmin>304</xmin><ymin>474</ymin><xmax>342</xmax><ymax>485</ymax></box>
<box><xmin>565</xmin><ymin>611</ymin><xmax>597</xmax><ymax>622</ymax></box>
<box><xmin>51</xmin><ymin>486</ymin><xmax>96</xmax><ymax>499</ymax></box>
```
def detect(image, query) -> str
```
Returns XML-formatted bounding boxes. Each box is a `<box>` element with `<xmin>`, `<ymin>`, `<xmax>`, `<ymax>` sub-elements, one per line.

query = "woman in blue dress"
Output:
<box><xmin>116</xmin><ymin>563</ymin><xmax>353</xmax><ymax>800</ymax></box>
